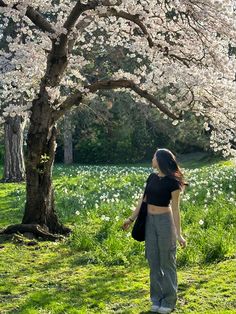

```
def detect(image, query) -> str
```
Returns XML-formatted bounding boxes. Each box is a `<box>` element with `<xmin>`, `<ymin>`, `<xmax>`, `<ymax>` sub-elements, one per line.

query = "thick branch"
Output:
<box><xmin>64</xmin><ymin>0</ymin><xmax>124</xmax><ymax>33</ymax></box>
<box><xmin>46</xmin><ymin>1</ymin><xmax>123</xmax><ymax>85</ymax></box>
<box><xmin>68</xmin><ymin>16</ymin><xmax>94</xmax><ymax>53</ymax></box>
<box><xmin>63</xmin><ymin>1</ymin><xmax>108</xmax><ymax>38</ymax></box>
<box><xmin>87</xmin><ymin>80</ymin><xmax>180</xmax><ymax>119</ymax></box>
<box><xmin>53</xmin><ymin>92</ymin><xmax>83</xmax><ymax>121</ymax></box>
<box><xmin>63</xmin><ymin>1</ymin><xmax>85</xmax><ymax>31</ymax></box>
<box><xmin>0</xmin><ymin>1</ymin><xmax>55</xmax><ymax>34</ymax></box>
<box><xmin>54</xmin><ymin>79</ymin><xmax>181</xmax><ymax>121</ymax></box>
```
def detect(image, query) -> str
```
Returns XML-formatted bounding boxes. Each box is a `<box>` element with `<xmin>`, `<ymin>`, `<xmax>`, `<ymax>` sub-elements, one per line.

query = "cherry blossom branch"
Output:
<box><xmin>66</xmin><ymin>4</ymin><xmax>199</xmax><ymax>67</ymax></box>
<box><xmin>46</xmin><ymin>1</ymin><xmax>124</xmax><ymax>84</ymax></box>
<box><xmin>0</xmin><ymin>1</ymin><xmax>55</xmax><ymax>34</ymax></box>
<box><xmin>99</xmin><ymin>8</ymin><xmax>154</xmax><ymax>48</ymax></box>
<box><xmin>167</xmin><ymin>52</ymin><xmax>190</xmax><ymax>67</ymax></box>
<box><xmin>66</xmin><ymin>2</ymin><xmax>137</xmax><ymax>52</ymax></box>
<box><xmin>54</xmin><ymin>79</ymin><xmax>181</xmax><ymax>121</ymax></box>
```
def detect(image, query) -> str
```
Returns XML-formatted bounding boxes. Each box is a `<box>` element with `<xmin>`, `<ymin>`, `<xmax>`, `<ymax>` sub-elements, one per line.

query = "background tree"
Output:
<box><xmin>63</xmin><ymin>112</ymin><xmax>74</xmax><ymax>165</ymax></box>
<box><xmin>2</xmin><ymin>113</ymin><xmax>26</xmax><ymax>182</ymax></box>
<box><xmin>0</xmin><ymin>15</ymin><xmax>28</xmax><ymax>182</ymax></box>
<box><xmin>0</xmin><ymin>0</ymin><xmax>235</xmax><ymax>239</ymax></box>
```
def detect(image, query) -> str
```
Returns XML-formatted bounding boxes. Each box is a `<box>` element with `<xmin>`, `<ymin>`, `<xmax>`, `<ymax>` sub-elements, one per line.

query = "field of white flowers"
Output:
<box><xmin>22</xmin><ymin>163</ymin><xmax>233</xmax><ymax>267</ymax></box>
<box><xmin>8</xmin><ymin>162</ymin><xmax>236</xmax><ymax>267</ymax></box>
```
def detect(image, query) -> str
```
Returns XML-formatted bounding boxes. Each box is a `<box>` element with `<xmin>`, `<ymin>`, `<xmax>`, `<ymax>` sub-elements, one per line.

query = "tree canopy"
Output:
<box><xmin>0</xmin><ymin>0</ymin><xmax>236</xmax><ymax>158</ymax></box>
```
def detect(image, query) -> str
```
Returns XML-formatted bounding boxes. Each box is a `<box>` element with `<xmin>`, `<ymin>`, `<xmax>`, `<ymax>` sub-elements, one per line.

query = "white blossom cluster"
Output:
<box><xmin>0</xmin><ymin>0</ymin><xmax>236</xmax><ymax>156</ymax></box>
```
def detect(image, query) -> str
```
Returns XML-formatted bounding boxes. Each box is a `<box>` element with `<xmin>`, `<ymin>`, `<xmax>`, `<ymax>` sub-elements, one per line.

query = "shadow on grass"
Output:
<box><xmin>0</xmin><ymin>234</ymin><xmax>14</xmax><ymax>245</ymax></box>
<box><xmin>0</xmin><ymin>232</ymin><xmax>228</xmax><ymax>311</ymax></box>
<box><xmin>0</xmin><ymin>237</ymin><xmax>154</xmax><ymax>313</ymax></box>
<box><xmin>2</xmin><ymin>238</ymin><xmax>235</xmax><ymax>314</ymax></box>
<box><xmin>7</xmin><ymin>263</ymin><xmax>151</xmax><ymax>313</ymax></box>
<box><xmin>4</xmin><ymin>241</ymin><xmax>195</xmax><ymax>314</ymax></box>
<box><xmin>0</xmin><ymin>182</ymin><xmax>25</xmax><ymax>230</ymax></box>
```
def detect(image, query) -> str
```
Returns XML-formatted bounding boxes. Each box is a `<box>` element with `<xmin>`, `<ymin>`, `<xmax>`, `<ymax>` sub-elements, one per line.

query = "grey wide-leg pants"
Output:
<box><xmin>145</xmin><ymin>211</ymin><xmax>177</xmax><ymax>309</ymax></box>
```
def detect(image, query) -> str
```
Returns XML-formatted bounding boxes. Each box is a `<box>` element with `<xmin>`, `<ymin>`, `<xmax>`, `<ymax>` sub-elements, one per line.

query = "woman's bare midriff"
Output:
<box><xmin>147</xmin><ymin>203</ymin><xmax>171</xmax><ymax>214</ymax></box>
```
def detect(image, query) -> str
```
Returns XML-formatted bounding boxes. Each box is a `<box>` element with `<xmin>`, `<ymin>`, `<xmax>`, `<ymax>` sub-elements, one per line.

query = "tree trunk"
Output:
<box><xmin>0</xmin><ymin>38</ymin><xmax>72</xmax><ymax>239</ymax></box>
<box><xmin>63</xmin><ymin>113</ymin><xmax>73</xmax><ymax>164</ymax></box>
<box><xmin>21</xmin><ymin>101</ymin><xmax>71</xmax><ymax>235</ymax></box>
<box><xmin>2</xmin><ymin>115</ymin><xmax>26</xmax><ymax>182</ymax></box>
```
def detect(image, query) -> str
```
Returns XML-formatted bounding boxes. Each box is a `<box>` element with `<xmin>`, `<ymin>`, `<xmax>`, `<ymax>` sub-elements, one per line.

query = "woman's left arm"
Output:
<box><xmin>171</xmin><ymin>190</ymin><xmax>187</xmax><ymax>248</ymax></box>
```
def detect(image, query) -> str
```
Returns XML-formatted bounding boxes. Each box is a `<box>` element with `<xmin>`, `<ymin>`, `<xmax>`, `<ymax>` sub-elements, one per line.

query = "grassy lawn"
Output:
<box><xmin>0</xmin><ymin>237</ymin><xmax>235</xmax><ymax>313</ymax></box>
<box><xmin>0</xmin><ymin>155</ymin><xmax>235</xmax><ymax>313</ymax></box>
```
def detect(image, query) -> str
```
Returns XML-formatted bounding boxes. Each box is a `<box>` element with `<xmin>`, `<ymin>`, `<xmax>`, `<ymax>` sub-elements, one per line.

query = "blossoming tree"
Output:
<box><xmin>0</xmin><ymin>0</ymin><xmax>236</xmax><ymax>239</ymax></box>
<box><xmin>0</xmin><ymin>17</ymin><xmax>27</xmax><ymax>182</ymax></box>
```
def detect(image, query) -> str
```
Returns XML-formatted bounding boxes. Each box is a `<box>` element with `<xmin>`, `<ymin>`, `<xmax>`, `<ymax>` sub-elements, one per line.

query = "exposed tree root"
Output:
<box><xmin>0</xmin><ymin>224</ymin><xmax>70</xmax><ymax>241</ymax></box>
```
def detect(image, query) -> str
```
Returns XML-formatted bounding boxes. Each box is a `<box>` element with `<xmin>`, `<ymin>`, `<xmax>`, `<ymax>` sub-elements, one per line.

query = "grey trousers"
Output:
<box><xmin>145</xmin><ymin>211</ymin><xmax>177</xmax><ymax>308</ymax></box>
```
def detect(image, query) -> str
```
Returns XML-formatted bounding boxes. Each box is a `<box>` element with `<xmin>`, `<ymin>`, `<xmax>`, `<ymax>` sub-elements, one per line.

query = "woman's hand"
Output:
<box><xmin>177</xmin><ymin>234</ymin><xmax>187</xmax><ymax>248</ymax></box>
<box><xmin>122</xmin><ymin>218</ymin><xmax>133</xmax><ymax>231</ymax></box>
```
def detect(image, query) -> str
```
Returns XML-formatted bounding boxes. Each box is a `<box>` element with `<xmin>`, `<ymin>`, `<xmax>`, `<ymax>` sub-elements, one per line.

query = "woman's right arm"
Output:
<box><xmin>130</xmin><ymin>194</ymin><xmax>147</xmax><ymax>221</ymax></box>
<box><xmin>122</xmin><ymin>173</ymin><xmax>152</xmax><ymax>231</ymax></box>
<box><xmin>122</xmin><ymin>194</ymin><xmax>147</xmax><ymax>230</ymax></box>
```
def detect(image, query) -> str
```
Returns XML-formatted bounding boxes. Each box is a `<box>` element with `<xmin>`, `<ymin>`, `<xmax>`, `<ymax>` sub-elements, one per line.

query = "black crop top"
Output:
<box><xmin>144</xmin><ymin>172</ymin><xmax>182</xmax><ymax>207</ymax></box>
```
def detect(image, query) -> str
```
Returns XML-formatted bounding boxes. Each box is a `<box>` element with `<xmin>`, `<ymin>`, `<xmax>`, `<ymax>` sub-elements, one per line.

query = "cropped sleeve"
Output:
<box><xmin>143</xmin><ymin>173</ymin><xmax>154</xmax><ymax>196</ymax></box>
<box><xmin>169</xmin><ymin>179</ymin><xmax>182</xmax><ymax>192</ymax></box>
<box><xmin>146</xmin><ymin>172</ymin><xmax>154</xmax><ymax>184</ymax></box>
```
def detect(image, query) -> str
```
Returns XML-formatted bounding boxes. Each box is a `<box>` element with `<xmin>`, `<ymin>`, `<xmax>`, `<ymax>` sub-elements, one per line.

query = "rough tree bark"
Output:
<box><xmin>21</xmin><ymin>83</ymin><xmax>72</xmax><ymax>237</ymax></box>
<box><xmin>2</xmin><ymin>115</ymin><xmax>26</xmax><ymax>182</ymax></box>
<box><xmin>63</xmin><ymin>113</ymin><xmax>73</xmax><ymax>165</ymax></box>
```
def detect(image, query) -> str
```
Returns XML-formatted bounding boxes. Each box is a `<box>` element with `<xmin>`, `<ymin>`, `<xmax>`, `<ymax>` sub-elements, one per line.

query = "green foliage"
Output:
<box><xmin>55</xmin><ymin>92</ymin><xmax>212</xmax><ymax>164</ymax></box>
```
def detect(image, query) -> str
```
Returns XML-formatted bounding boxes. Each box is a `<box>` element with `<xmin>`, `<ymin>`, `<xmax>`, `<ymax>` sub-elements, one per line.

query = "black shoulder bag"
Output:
<box><xmin>131</xmin><ymin>173</ymin><xmax>154</xmax><ymax>242</ymax></box>
<box><xmin>131</xmin><ymin>193</ymin><xmax>148</xmax><ymax>242</ymax></box>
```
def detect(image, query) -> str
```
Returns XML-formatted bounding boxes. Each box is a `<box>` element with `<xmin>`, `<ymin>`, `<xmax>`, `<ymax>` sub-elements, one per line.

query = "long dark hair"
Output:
<box><xmin>155</xmin><ymin>148</ymin><xmax>188</xmax><ymax>189</ymax></box>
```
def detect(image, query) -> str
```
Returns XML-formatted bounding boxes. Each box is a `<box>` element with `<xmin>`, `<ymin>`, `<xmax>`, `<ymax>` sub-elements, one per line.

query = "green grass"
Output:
<box><xmin>0</xmin><ymin>156</ymin><xmax>236</xmax><ymax>313</ymax></box>
<box><xmin>0</xmin><ymin>237</ymin><xmax>235</xmax><ymax>313</ymax></box>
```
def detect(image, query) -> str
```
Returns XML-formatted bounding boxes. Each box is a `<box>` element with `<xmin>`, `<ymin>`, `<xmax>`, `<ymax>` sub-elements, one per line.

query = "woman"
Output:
<box><xmin>122</xmin><ymin>148</ymin><xmax>187</xmax><ymax>314</ymax></box>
